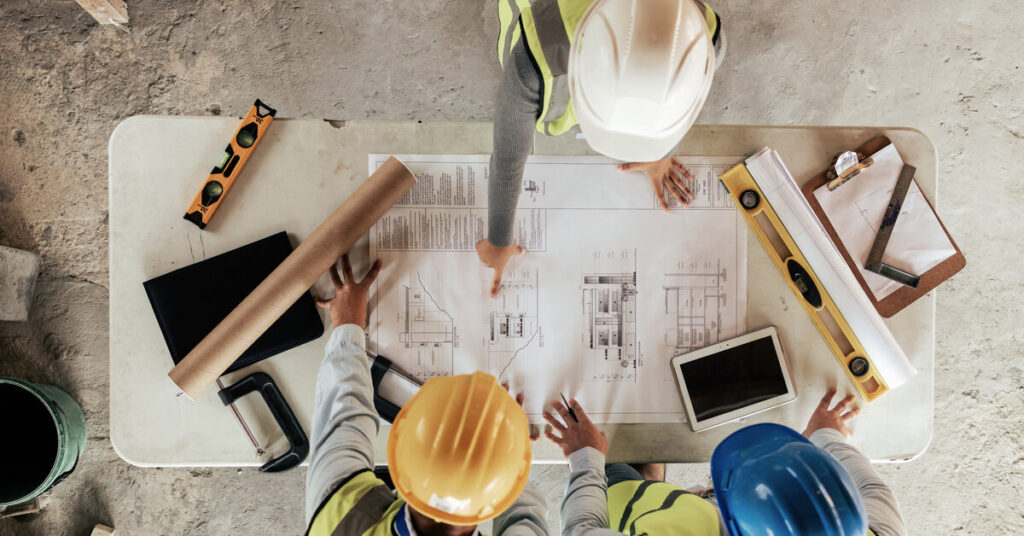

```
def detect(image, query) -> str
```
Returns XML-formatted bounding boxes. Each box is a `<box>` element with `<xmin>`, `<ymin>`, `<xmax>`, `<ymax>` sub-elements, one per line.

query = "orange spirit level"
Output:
<box><xmin>184</xmin><ymin>99</ymin><xmax>276</xmax><ymax>229</ymax></box>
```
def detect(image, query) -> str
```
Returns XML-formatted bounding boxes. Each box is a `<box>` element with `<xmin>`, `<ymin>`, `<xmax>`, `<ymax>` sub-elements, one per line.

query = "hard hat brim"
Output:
<box><xmin>575</xmin><ymin>116</ymin><xmax>685</xmax><ymax>163</ymax></box>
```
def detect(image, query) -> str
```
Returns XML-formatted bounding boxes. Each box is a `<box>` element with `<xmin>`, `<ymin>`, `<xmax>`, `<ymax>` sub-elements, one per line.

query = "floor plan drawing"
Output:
<box><xmin>581</xmin><ymin>249</ymin><xmax>639</xmax><ymax>382</ymax></box>
<box><xmin>663</xmin><ymin>258</ymin><xmax>731</xmax><ymax>355</ymax></box>
<box><xmin>398</xmin><ymin>271</ymin><xmax>457</xmax><ymax>380</ymax></box>
<box><xmin>487</xmin><ymin>268</ymin><xmax>543</xmax><ymax>381</ymax></box>
<box><xmin>368</xmin><ymin>154</ymin><xmax>746</xmax><ymax>423</ymax></box>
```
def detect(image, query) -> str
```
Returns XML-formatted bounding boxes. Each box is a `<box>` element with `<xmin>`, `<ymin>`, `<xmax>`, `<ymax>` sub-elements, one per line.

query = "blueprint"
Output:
<box><xmin>368</xmin><ymin>154</ymin><xmax>747</xmax><ymax>423</ymax></box>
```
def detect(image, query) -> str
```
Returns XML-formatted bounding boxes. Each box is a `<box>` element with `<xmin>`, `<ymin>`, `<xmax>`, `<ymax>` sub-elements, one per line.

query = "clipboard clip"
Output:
<box><xmin>826</xmin><ymin>151</ymin><xmax>874</xmax><ymax>190</ymax></box>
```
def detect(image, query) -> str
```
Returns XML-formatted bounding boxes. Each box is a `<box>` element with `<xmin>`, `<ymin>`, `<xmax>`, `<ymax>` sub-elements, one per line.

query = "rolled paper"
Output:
<box><xmin>168</xmin><ymin>156</ymin><xmax>416</xmax><ymax>399</ymax></box>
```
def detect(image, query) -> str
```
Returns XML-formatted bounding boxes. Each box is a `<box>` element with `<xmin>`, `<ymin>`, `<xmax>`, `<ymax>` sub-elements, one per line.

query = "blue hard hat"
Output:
<box><xmin>711</xmin><ymin>423</ymin><xmax>868</xmax><ymax>536</ymax></box>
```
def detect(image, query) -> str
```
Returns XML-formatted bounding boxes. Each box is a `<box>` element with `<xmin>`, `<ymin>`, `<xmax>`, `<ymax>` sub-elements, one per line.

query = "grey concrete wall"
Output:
<box><xmin>0</xmin><ymin>0</ymin><xmax>1020</xmax><ymax>534</ymax></box>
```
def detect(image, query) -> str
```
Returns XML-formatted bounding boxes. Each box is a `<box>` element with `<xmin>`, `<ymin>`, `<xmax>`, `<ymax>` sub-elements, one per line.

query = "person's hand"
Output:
<box><xmin>618</xmin><ymin>157</ymin><xmax>694</xmax><ymax>212</ymax></box>
<box><xmin>802</xmin><ymin>387</ymin><xmax>861</xmax><ymax>439</ymax></box>
<box><xmin>543</xmin><ymin>398</ymin><xmax>608</xmax><ymax>457</ymax></box>
<box><xmin>503</xmin><ymin>382</ymin><xmax>540</xmax><ymax>441</ymax></box>
<box><xmin>476</xmin><ymin>238</ymin><xmax>525</xmax><ymax>298</ymax></box>
<box><xmin>314</xmin><ymin>254</ymin><xmax>382</xmax><ymax>329</ymax></box>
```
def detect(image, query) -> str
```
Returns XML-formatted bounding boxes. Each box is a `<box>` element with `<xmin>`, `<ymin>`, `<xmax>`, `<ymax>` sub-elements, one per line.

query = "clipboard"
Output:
<box><xmin>801</xmin><ymin>135</ymin><xmax>966</xmax><ymax>318</ymax></box>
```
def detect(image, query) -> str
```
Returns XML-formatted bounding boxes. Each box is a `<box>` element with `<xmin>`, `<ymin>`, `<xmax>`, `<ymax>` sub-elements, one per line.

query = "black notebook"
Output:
<box><xmin>143</xmin><ymin>232</ymin><xmax>324</xmax><ymax>374</ymax></box>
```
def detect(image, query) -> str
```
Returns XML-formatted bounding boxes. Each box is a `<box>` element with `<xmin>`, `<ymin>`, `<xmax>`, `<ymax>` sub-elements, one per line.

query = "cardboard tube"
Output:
<box><xmin>168</xmin><ymin>156</ymin><xmax>416</xmax><ymax>399</ymax></box>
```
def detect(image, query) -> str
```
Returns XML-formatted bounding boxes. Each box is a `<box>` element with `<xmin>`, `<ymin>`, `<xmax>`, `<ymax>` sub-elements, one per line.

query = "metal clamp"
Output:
<box><xmin>217</xmin><ymin>372</ymin><xmax>308</xmax><ymax>473</ymax></box>
<box><xmin>370</xmin><ymin>356</ymin><xmax>402</xmax><ymax>423</ymax></box>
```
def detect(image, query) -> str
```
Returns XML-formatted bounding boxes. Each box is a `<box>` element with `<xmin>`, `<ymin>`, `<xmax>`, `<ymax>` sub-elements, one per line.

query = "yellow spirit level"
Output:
<box><xmin>719</xmin><ymin>150</ymin><xmax>915</xmax><ymax>402</ymax></box>
<box><xmin>184</xmin><ymin>99</ymin><xmax>276</xmax><ymax>229</ymax></box>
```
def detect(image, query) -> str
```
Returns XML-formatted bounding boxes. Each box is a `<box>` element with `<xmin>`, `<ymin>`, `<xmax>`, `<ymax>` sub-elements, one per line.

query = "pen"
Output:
<box><xmin>560</xmin><ymin>392</ymin><xmax>578</xmax><ymax>422</ymax></box>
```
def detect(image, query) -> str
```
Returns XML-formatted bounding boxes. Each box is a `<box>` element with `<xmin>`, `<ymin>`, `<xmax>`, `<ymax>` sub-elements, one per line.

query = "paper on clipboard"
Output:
<box><xmin>813</xmin><ymin>144</ymin><xmax>956</xmax><ymax>300</ymax></box>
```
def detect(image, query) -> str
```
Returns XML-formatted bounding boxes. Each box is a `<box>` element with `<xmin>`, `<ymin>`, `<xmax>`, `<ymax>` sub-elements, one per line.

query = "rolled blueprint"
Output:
<box><xmin>168</xmin><ymin>156</ymin><xmax>417</xmax><ymax>399</ymax></box>
<box><xmin>745</xmin><ymin>148</ymin><xmax>917</xmax><ymax>389</ymax></box>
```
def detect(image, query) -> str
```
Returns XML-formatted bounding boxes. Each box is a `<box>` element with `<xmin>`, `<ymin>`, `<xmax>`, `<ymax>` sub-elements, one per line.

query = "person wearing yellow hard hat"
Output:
<box><xmin>477</xmin><ymin>0</ymin><xmax>726</xmax><ymax>297</ymax></box>
<box><xmin>542</xmin><ymin>390</ymin><xmax>907</xmax><ymax>535</ymax></box>
<box><xmin>305</xmin><ymin>254</ymin><xmax>549</xmax><ymax>536</ymax></box>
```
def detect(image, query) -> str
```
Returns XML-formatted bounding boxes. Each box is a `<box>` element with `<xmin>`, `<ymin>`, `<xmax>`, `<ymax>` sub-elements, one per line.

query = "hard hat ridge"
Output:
<box><xmin>387</xmin><ymin>371</ymin><xmax>532</xmax><ymax>525</ymax></box>
<box><xmin>569</xmin><ymin>0</ymin><xmax>716</xmax><ymax>162</ymax></box>
<box><xmin>711</xmin><ymin>423</ymin><xmax>868</xmax><ymax>536</ymax></box>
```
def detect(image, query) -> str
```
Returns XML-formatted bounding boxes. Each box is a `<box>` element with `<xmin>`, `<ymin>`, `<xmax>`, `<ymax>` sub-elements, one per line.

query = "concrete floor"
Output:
<box><xmin>0</xmin><ymin>0</ymin><xmax>1021</xmax><ymax>534</ymax></box>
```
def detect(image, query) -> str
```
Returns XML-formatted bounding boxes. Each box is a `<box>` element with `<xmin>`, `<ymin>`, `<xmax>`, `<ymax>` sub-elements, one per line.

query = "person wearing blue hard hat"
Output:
<box><xmin>543</xmin><ymin>388</ymin><xmax>905</xmax><ymax>535</ymax></box>
<box><xmin>712</xmin><ymin>388</ymin><xmax>907</xmax><ymax>536</ymax></box>
<box><xmin>543</xmin><ymin>396</ymin><xmax>727</xmax><ymax>535</ymax></box>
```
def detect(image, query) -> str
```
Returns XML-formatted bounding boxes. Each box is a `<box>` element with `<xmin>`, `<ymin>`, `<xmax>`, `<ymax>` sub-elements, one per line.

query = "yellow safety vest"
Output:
<box><xmin>606</xmin><ymin>481</ymin><xmax>729</xmax><ymax>536</ymax></box>
<box><xmin>496</xmin><ymin>0</ymin><xmax>721</xmax><ymax>136</ymax></box>
<box><xmin>607</xmin><ymin>481</ymin><xmax>881</xmax><ymax>536</ymax></box>
<box><xmin>307</xmin><ymin>471</ymin><xmax>404</xmax><ymax>536</ymax></box>
<box><xmin>608</xmin><ymin>480</ymin><xmax>724</xmax><ymax>535</ymax></box>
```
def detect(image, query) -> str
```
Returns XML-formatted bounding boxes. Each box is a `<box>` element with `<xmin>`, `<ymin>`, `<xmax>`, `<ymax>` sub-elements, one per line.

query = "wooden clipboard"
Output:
<box><xmin>801</xmin><ymin>135</ymin><xmax>965</xmax><ymax>318</ymax></box>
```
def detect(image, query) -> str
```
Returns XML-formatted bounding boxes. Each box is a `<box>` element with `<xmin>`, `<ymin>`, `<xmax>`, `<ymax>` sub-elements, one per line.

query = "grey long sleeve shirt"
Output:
<box><xmin>304</xmin><ymin>324</ymin><xmax>549</xmax><ymax>535</ymax></box>
<box><xmin>559</xmin><ymin>430</ymin><xmax>906</xmax><ymax>536</ymax></box>
<box><xmin>488</xmin><ymin>38</ymin><xmax>541</xmax><ymax>248</ymax></box>
<box><xmin>809</xmin><ymin>428</ymin><xmax>908</xmax><ymax>536</ymax></box>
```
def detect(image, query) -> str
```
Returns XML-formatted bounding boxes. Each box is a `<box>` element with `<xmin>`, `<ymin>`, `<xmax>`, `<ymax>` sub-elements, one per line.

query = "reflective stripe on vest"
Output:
<box><xmin>608</xmin><ymin>480</ymin><xmax>723</xmax><ymax>535</ymax></box>
<box><xmin>496</xmin><ymin>0</ymin><xmax>721</xmax><ymax>137</ymax></box>
<box><xmin>497</xmin><ymin>0</ymin><xmax>529</xmax><ymax>68</ymax></box>
<box><xmin>307</xmin><ymin>471</ymin><xmax>404</xmax><ymax>536</ymax></box>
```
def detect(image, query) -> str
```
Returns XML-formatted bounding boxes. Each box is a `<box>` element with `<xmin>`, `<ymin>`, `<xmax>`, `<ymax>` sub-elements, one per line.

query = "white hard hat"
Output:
<box><xmin>569</xmin><ymin>0</ymin><xmax>716</xmax><ymax>162</ymax></box>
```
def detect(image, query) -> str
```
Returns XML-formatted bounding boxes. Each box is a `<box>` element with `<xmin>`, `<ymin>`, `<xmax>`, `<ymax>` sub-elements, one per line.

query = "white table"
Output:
<box><xmin>109</xmin><ymin>118</ymin><xmax>935</xmax><ymax>466</ymax></box>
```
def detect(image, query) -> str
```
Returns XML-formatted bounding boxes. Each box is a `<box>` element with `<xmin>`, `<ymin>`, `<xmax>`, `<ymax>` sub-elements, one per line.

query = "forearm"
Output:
<box><xmin>491</xmin><ymin>480</ymin><xmax>549</xmax><ymax>536</ymax></box>
<box><xmin>304</xmin><ymin>325</ymin><xmax>380</xmax><ymax>522</ymax></box>
<box><xmin>561</xmin><ymin>448</ymin><xmax>620</xmax><ymax>536</ymax></box>
<box><xmin>488</xmin><ymin>39</ymin><xmax>540</xmax><ymax>247</ymax></box>
<box><xmin>810</xmin><ymin>429</ymin><xmax>907</xmax><ymax>536</ymax></box>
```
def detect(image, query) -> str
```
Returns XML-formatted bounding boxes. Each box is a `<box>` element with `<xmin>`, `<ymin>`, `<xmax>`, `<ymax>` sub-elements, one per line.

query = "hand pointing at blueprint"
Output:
<box><xmin>476</xmin><ymin>238</ymin><xmax>526</xmax><ymax>298</ymax></box>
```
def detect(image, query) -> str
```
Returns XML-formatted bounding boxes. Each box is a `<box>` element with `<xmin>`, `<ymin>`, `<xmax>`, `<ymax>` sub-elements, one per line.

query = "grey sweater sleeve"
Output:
<box><xmin>304</xmin><ymin>325</ymin><xmax>379</xmax><ymax>523</ymax></box>
<box><xmin>488</xmin><ymin>38</ymin><xmax>542</xmax><ymax>248</ymax></box>
<box><xmin>809</xmin><ymin>429</ymin><xmax>908</xmax><ymax>536</ymax></box>
<box><xmin>560</xmin><ymin>447</ymin><xmax>622</xmax><ymax>536</ymax></box>
<box><xmin>491</xmin><ymin>480</ymin><xmax>551</xmax><ymax>536</ymax></box>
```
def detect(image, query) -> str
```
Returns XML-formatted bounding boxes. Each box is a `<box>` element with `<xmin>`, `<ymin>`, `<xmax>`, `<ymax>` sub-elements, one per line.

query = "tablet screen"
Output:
<box><xmin>679</xmin><ymin>335</ymin><xmax>789</xmax><ymax>422</ymax></box>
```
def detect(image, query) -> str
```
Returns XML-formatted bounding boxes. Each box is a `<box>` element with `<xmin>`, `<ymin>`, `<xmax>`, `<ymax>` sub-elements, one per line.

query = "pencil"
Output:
<box><xmin>560</xmin><ymin>392</ymin><xmax>578</xmax><ymax>422</ymax></box>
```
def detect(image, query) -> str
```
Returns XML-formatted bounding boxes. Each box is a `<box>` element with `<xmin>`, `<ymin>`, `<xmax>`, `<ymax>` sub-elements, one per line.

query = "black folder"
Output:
<box><xmin>143</xmin><ymin>232</ymin><xmax>324</xmax><ymax>373</ymax></box>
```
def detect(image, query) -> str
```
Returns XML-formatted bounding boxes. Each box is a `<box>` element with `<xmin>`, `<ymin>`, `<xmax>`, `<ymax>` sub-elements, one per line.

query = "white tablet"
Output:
<box><xmin>670</xmin><ymin>326</ymin><xmax>797</xmax><ymax>432</ymax></box>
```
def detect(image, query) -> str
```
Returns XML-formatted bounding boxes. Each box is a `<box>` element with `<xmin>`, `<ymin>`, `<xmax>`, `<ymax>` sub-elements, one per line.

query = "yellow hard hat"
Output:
<box><xmin>387</xmin><ymin>371</ymin><xmax>532</xmax><ymax>525</ymax></box>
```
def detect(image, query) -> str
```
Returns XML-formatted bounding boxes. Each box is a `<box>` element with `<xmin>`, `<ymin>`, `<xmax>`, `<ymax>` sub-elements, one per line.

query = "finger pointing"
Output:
<box><xmin>490</xmin><ymin>268</ymin><xmax>504</xmax><ymax>298</ymax></box>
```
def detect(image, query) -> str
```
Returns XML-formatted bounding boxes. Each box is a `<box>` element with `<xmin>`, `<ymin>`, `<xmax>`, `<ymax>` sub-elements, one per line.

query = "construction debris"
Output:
<box><xmin>75</xmin><ymin>0</ymin><xmax>128</xmax><ymax>27</ymax></box>
<box><xmin>0</xmin><ymin>245</ymin><xmax>40</xmax><ymax>321</ymax></box>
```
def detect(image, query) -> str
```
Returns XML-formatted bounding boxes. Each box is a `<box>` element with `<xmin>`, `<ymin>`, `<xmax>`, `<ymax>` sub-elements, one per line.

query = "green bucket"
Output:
<box><xmin>0</xmin><ymin>378</ymin><xmax>87</xmax><ymax>507</ymax></box>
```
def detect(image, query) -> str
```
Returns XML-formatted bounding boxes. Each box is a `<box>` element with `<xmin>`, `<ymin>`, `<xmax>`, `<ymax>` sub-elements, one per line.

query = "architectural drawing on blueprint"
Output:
<box><xmin>488</xmin><ymin>269</ymin><xmax>543</xmax><ymax>381</ymax></box>
<box><xmin>663</xmin><ymin>258</ymin><xmax>731</xmax><ymax>354</ymax></box>
<box><xmin>399</xmin><ymin>271</ymin><xmax>457</xmax><ymax>381</ymax></box>
<box><xmin>368</xmin><ymin>153</ymin><xmax>747</xmax><ymax>423</ymax></box>
<box><xmin>581</xmin><ymin>249</ymin><xmax>639</xmax><ymax>382</ymax></box>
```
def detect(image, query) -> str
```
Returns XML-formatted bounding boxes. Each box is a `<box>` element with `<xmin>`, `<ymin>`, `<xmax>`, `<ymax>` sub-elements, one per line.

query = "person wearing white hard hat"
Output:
<box><xmin>478</xmin><ymin>0</ymin><xmax>725</xmax><ymax>296</ymax></box>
